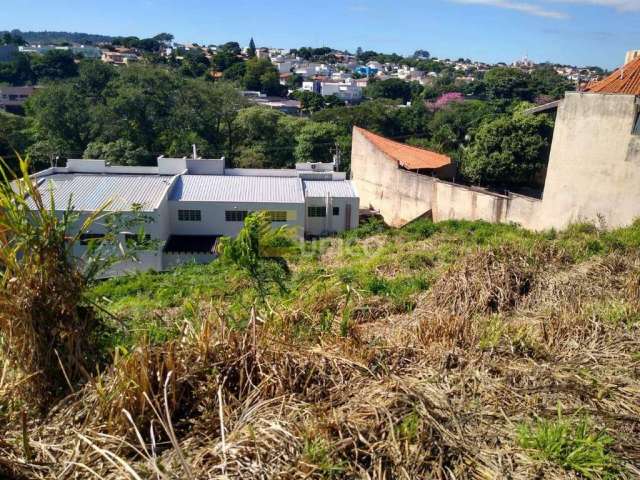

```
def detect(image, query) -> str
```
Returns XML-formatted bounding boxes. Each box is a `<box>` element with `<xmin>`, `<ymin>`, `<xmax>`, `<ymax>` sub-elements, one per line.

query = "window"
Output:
<box><xmin>80</xmin><ymin>233</ymin><xmax>104</xmax><ymax>245</ymax></box>
<box><xmin>225</xmin><ymin>210</ymin><xmax>248</xmax><ymax>222</ymax></box>
<box><xmin>332</xmin><ymin>206</ymin><xmax>340</xmax><ymax>216</ymax></box>
<box><xmin>267</xmin><ymin>211</ymin><xmax>287</xmax><ymax>222</ymax></box>
<box><xmin>178</xmin><ymin>209</ymin><xmax>201</xmax><ymax>222</ymax></box>
<box><xmin>308</xmin><ymin>206</ymin><xmax>327</xmax><ymax>217</ymax></box>
<box><xmin>634</xmin><ymin>111</ymin><xmax>640</xmax><ymax>135</ymax></box>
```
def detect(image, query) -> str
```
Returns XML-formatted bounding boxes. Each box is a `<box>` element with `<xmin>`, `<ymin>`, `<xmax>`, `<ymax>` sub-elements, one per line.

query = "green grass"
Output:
<box><xmin>302</xmin><ymin>438</ymin><xmax>346</xmax><ymax>478</ymax></box>
<box><xmin>88</xmin><ymin>218</ymin><xmax>640</xmax><ymax>352</ymax></box>
<box><xmin>517</xmin><ymin>414</ymin><xmax>619</xmax><ymax>478</ymax></box>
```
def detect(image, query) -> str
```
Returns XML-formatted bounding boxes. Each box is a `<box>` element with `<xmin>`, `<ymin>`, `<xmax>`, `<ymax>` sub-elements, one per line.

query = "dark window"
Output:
<box><xmin>225</xmin><ymin>210</ymin><xmax>248</xmax><ymax>222</ymax></box>
<box><xmin>267</xmin><ymin>211</ymin><xmax>287</xmax><ymax>222</ymax></box>
<box><xmin>178</xmin><ymin>209</ymin><xmax>201</xmax><ymax>222</ymax></box>
<box><xmin>80</xmin><ymin>233</ymin><xmax>105</xmax><ymax>245</ymax></box>
<box><xmin>633</xmin><ymin>111</ymin><xmax>640</xmax><ymax>135</ymax></box>
<box><xmin>332</xmin><ymin>206</ymin><xmax>340</xmax><ymax>216</ymax></box>
<box><xmin>308</xmin><ymin>206</ymin><xmax>327</xmax><ymax>217</ymax></box>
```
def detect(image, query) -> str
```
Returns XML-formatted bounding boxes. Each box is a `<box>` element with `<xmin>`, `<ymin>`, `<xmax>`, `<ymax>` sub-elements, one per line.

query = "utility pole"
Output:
<box><xmin>333</xmin><ymin>142</ymin><xmax>341</xmax><ymax>171</ymax></box>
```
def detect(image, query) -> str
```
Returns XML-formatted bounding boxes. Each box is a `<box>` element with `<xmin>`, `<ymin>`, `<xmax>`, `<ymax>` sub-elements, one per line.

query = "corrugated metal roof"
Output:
<box><xmin>29</xmin><ymin>174</ymin><xmax>174</xmax><ymax>212</ymax></box>
<box><xmin>303</xmin><ymin>180</ymin><xmax>358</xmax><ymax>198</ymax></box>
<box><xmin>170</xmin><ymin>175</ymin><xmax>305</xmax><ymax>203</ymax></box>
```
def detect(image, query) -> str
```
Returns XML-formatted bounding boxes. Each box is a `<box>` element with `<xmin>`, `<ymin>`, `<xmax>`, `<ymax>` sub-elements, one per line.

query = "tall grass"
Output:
<box><xmin>0</xmin><ymin>156</ymin><xmax>148</xmax><ymax>402</ymax></box>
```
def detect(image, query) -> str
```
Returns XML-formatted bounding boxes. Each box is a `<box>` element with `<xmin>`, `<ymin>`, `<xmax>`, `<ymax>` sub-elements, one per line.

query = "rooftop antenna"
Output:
<box><xmin>192</xmin><ymin>144</ymin><xmax>197</xmax><ymax>160</ymax></box>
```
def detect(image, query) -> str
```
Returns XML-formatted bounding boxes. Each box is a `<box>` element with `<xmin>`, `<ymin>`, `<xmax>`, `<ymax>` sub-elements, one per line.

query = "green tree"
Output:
<box><xmin>217</xmin><ymin>211</ymin><xmax>293</xmax><ymax>302</ymax></box>
<box><xmin>243</xmin><ymin>57</ymin><xmax>284</xmax><ymax>95</ymax></box>
<box><xmin>83</xmin><ymin>139</ymin><xmax>151</xmax><ymax>166</ymax></box>
<box><xmin>529</xmin><ymin>65</ymin><xmax>574</xmax><ymax>99</ymax></box>
<box><xmin>294</xmin><ymin>122</ymin><xmax>341</xmax><ymax>163</ymax></box>
<box><xmin>31</xmin><ymin>49</ymin><xmax>79</xmax><ymax>82</ymax></box>
<box><xmin>248</xmin><ymin>37</ymin><xmax>256</xmax><ymax>58</ymax></box>
<box><xmin>77</xmin><ymin>60</ymin><xmax>117</xmax><ymax>100</ymax></box>
<box><xmin>483</xmin><ymin>67</ymin><xmax>533</xmax><ymax>101</ymax></box>
<box><xmin>365</xmin><ymin>78</ymin><xmax>415</xmax><ymax>103</ymax></box>
<box><xmin>460</xmin><ymin>108</ymin><xmax>554</xmax><ymax>188</ymax></box>
<box><xmin>25</xmin><ymin>83</ymin><xmax>92</xmax><ymax>155</ymax></box>
<box><xmin>0</xmin><ymin>53</ymin><xmax>34</xmax><ymax>85</ymax></box>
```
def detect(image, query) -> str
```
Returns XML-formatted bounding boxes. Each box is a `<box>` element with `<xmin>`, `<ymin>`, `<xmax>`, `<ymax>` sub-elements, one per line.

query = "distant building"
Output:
<box><xmin>0</xmin><ymin>85</ymin><xmax>38</xmax><ymax>112</ymax></box>
<box><xmin>320</xmin><ymin>80</ymin><xmax>362</xmax><ymax>102</ymax></box>
<box><xmin>101</xmin><ymin>51</ymin><xmax>139</xmax><ymax>65</ymax></box>
<box><xmin>354</xmin><ymin>65</ymin><xmax>377</xmax><ymax>76</ymax></box>
<box><xmin>18</xmin><ymin>45</ymin><xmax>102</xmax><ymax>59</ymax></box>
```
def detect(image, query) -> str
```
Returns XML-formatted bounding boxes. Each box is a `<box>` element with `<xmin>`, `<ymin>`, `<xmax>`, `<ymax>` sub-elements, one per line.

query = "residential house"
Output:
<box><xmin>27</xmin><ymin>157</ymin><xmax>359</xmax><ymax>276</ymax></box>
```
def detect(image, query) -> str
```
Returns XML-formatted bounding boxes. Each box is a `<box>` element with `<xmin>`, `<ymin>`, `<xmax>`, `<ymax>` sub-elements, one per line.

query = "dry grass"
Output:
<box><xmin>2</xmin><ymin>231</ymin><xmax>640</xmax><ymax>479</ymax></box>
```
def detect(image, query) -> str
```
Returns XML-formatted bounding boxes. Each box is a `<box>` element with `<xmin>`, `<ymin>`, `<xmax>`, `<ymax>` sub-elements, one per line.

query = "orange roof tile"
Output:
<box><xmin>584</xmin><ymin>56</ymin><xmax>640</xmax><ymax>95</ymax></box>
<box><xmin>355</xmin><ymin>127</ymin><xmax>452</xmax><ymax>170</ymax></box>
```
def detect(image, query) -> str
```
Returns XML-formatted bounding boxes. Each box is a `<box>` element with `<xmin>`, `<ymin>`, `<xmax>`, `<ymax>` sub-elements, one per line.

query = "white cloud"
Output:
<box><xmin>451</xmin><ymin>0</ymin><xmax>569</xmax><ymax>18</ymax></box>
<box><xmin>450</xmin><ymin>0</ymin><xmax>640</xmax><ymax>18</ymax></box>
<box><xmin>547</xmin><ymin>0</ymin><xmax>640</xmax><ymax>11</ymax></box>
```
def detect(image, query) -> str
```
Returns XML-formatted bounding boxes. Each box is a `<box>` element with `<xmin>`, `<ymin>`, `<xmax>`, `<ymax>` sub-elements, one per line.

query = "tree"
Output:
<box><xmin>529</xmin><ymin>65</ymin><xmax>573</xmax><ymax>99</ymax></box>
<box><xmin>294</xmin><ymin>122</ymin><xmax>341</xmax><ymax>163</ymax></box>
<box><xmin>460</xmin><ymin>108</ymin><xmax>554</xmax><ymax>188</ymax></box>
<box><xmin>153</xmin><ymin>32</ymin><xmax>174</xmax><ymax>43</ymax></box>
<box><xmin>365</xmin><ymin>78</ymin><xmax>415</xmax><ymax>103</ymax></box>
<box><xmin>243</xmin><ymin>58</ymin><xmax>284</xmax><ymax>95</ymax></box>
<box><xmin>483</xmin><ymin>67</ymin><xmax>533</xmax><ymax>101</ymax></box>
<box><xmin>356</xmin><ymin>47</ymin><xmax>363</xmax><ymax>59</ymax></box>
<box><xmin>217</xmin><ymin>211</ymin><xmax>293</xmax><ymax>302</ymax></box>
<box><xmin>0</xmin><ymin>53</ymin><xmax>34</xmax><ymax>85</ymax></box>
<box><xmin>25</xmin><ymin>83</ymin><xmax>92</xmax><ymax>155</ymax></box>
<box><xmin>413</xmin><ymin>49</ymin><xmax>430</xmax><ymax>59</ymax></box>
<box><xmin>77</xmin><ymin>60</ymin><xmax>116</xmax><ymax>100</ymax></box>
<box><xmin>30</xmin><ymin>49</ymin><xmax>78</xmax><ymax>82</ymax></box>
<box><xmin>248</xmin><ymin>37</ymin><xmax>256</xmax><ymax>58</ymax></box>
<box><xmin>83</xmin><ymin>139</ymin><xmax>151</xmax><ymax>166</ymax></box>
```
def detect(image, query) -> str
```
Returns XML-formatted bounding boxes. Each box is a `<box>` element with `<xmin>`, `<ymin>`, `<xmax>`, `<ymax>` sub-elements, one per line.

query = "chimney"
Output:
<box><xmin>625</xmin><ymin>50</ymin><xmax>640</xmax><ymax>65</ymax></box>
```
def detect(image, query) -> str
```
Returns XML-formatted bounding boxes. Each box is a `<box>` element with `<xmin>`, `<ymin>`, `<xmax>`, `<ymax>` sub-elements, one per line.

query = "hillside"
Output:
<box><xmin>2</xmin><ymin>29</ymin><xmax>113</xmax><ymax>45</ymax></box>
<box><xmin>2</xmin><ymin>219</ymin><xmax>640</xmax><ymax>478</ymax></box>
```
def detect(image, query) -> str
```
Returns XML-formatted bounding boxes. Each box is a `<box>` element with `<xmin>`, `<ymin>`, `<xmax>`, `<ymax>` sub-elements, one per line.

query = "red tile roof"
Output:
<box><xmin>584</xmin><ymin>56</ymin><xmax>640</xmax><ymax>95</ymax></box>
<box><xmin>355</xmin><ymin>127</ymin><xmax>452</xmax><ymax>170</ymax></box>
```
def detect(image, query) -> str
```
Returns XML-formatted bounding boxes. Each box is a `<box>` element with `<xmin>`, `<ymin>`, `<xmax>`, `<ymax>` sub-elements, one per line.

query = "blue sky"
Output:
<box><xmin>2</xmin><ymin>0</ymin><xmax>638</xmax><ymax>68</ymax></box>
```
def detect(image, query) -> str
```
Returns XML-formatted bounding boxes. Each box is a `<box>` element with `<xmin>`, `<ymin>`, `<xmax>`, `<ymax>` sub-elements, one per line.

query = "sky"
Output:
<box><xmin>2</xmin><ymin>0</ymin><xmax>639</xmax><ymax>69</ymax></box>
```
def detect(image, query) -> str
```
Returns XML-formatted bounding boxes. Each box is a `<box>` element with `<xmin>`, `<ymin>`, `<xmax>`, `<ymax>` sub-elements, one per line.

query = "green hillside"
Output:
<box><xmin>2</xmin><ymin>218</ymin><xmax>640</xmax><ymax>478</ymax></box>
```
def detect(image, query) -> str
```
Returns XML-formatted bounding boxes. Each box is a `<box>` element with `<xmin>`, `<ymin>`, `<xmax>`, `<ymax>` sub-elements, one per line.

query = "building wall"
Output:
<box><xmin>535</xmin><ymin>92</ymin><xmax>640</xmax><ymax>229</ymax></box>
<box><xmin>169</xmin><ymin>201</ymin><xmax>306</xmax><ymax>238</ymax></box>
<box><xmin>304</xmin><ymin>196</ymin><xmax>359</xmax><ymax>236</ymax></box>
<box><xmin>351</xmin><ymin>128</ymin><xmax>434</xmax><ymax>227</ymax></box>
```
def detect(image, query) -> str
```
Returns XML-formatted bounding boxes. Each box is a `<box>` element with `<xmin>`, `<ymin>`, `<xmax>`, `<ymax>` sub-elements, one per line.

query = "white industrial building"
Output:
<box><xmin>28</xmin><ymin>157</ymin><xmax>359</xmax><ymax>275</ymax></box>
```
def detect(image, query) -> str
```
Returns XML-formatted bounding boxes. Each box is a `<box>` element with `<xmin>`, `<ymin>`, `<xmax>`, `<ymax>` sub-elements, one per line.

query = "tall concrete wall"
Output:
<box><xmin>351</xmin><ymin>92</ymin><xmax>640</xmax><ymax>231</ymax></box>
<box><xmin>535</xmin><ymin>92</ymin><xmax>640</xmax><ymax>229</ymax></box>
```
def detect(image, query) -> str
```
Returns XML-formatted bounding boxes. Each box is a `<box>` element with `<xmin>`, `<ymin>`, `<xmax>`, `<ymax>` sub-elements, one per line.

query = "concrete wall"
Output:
<box><xmin>351</xmin><ymin>128</ymin><xmax>435</xmax><ymax>227</ymax></box>
<box><xmin>351</xmin><ymin>92</ymin><xmax>640</xmax><ymax>231</ymax></box>
<box><xmin>535</xmin><ymin>92</ymin><xmax>640</xmax><ymax>229</ymax></box>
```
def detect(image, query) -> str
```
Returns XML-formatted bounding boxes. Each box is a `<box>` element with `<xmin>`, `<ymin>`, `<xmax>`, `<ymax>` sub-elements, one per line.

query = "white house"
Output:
<box><xmin>320</xmin><ymin>79</ymin><xmax>363</xmax><ymax>102</ymax></box>
<box><xmin>28</xmin><ymin>157</ymin><xmax>359</xmax><ymax>275</ymax></box>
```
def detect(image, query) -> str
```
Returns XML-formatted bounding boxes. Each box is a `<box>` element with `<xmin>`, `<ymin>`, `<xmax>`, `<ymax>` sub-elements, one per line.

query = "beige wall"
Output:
<box><xmin>351</xmin><ymin>128</ymin><xmax>435</xmax><ymax>227</ymax></box>
<box><xmin>536</xmin><ymin>93</ymin><xmax>640</xmax><ymax>229</ymax></box>
<box><xmin>352</xmin><ymin>92</ymin><xmax>640</xmax><ymax>231</ymax></box>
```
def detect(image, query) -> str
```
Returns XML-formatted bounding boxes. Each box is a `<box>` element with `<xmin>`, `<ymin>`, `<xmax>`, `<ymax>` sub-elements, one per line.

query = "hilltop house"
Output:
<box><xmin>29</xmin><ymin>157</ymin><xmax>359</xmax><ymax>276</ymax></box>
<box><xmin>352</xmin><ymin>51</ymin><xmax>640</xmax><ymax>231</ymax></box>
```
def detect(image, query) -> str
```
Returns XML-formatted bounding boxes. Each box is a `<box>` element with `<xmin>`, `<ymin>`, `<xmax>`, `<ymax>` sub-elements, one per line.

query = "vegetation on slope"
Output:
<box><xmin>1</xmin><ymin>212</ymin><xmax>640</xmax><ymax>478</ymax></box>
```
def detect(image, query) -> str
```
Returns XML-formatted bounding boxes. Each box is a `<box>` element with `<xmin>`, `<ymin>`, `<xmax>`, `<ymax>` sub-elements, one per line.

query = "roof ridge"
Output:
<box><xmin>584</xmin><ymin>56</ymin><xmax>640</xmax><ymax>95</ymax></box>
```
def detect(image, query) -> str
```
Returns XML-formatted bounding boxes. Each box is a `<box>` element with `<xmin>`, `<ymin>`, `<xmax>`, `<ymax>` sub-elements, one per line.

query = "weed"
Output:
<box><xmin>302</xmin><ymin>437</ymin><xmax>345</xmax><ymax>478</ymax></box>
<box><xmin>517</xmin><ymin>413</ymin><xmax>619</xmax><ymax>478</ymax></box>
